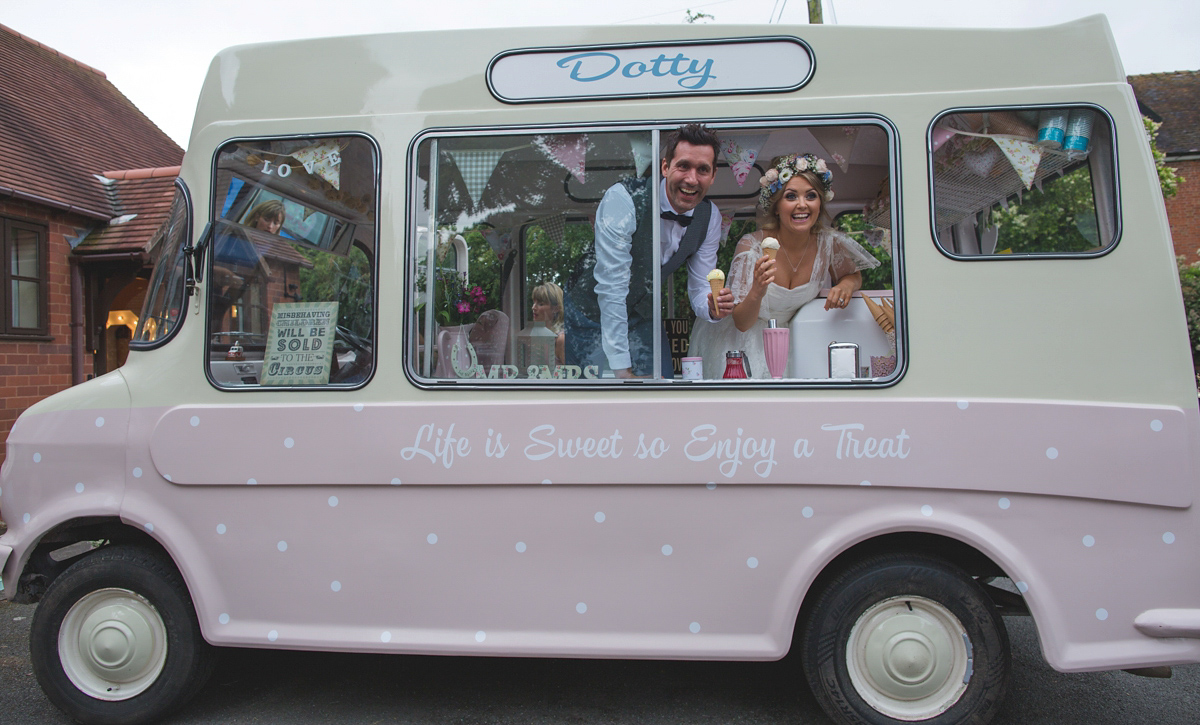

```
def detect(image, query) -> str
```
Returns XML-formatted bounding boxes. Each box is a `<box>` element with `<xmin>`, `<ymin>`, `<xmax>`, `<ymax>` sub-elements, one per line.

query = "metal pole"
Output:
<box><xmin>422</xmin><ymin>140</ymin><xmax>439</xmax><ymax>378</ymax></box>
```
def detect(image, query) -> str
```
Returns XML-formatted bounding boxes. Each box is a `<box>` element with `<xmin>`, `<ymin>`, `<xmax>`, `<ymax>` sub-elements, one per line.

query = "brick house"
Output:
<box><xmin>0</xmin><ymin>24</ymin><xmax>182</xmax><ymax>464</ymax></box>
<box><xmin>1129</xmin><ymin>71</ymin><xmax>1200</xmax><ymax>265</ymax></box>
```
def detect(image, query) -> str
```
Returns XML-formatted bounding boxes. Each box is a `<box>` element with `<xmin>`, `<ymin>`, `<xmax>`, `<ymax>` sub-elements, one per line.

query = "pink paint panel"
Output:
<box><xmin>148</xmin><ymin>399</ymin><xmax>1196</xmax><ymax>507</ymax></box>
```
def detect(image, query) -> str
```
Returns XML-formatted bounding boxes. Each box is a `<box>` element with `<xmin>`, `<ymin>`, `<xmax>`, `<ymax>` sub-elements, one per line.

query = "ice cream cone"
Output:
<box><xmin>761</xmin><ymin>237</ymin><xmax>780</xmax><ymax>262</ymax></box>
<box><xmin>881</xmin><ymin>297</ymin><xmax>896</xmax><ymax>328</ymax></box>
<box><xmin>862</xmin><ymin>295</ymin><xmax>894</xmax><ymax>334</ymax></box>
<box><xmin>706</xmin><ymin>269</ymin><xmax>725</xmax><ymax>299</ymax></box>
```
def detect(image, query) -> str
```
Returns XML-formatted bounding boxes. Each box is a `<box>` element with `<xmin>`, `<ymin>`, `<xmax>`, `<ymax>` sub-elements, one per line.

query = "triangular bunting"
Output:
<box><xmin>717</xmin><ymin>206</ymin><xmax>735</xmax><ymax>247</ymax></box>
<box><xmin>290</xmin><ymin>141</ymin><xmax>343</xmax><ymax>189</ymax></box>
<box><xmin>535</xmin><ymin>213</ymin><xmax>567</xmax><ymax>246</ymax></box>
<box><xmin>993</xmin><ymin>137</ymin><xmax>1043</xmax><ymax>190</ymax></box>
<box><xmin>718</xmin><ymin>134</ymin><xmax>768</xmax><ymax>187</ymax></box>
<box><xmin>810</xmin><ymin>126</ymin><xmax>860</xmax><ymax>173</ymax></box>
<box><xmin>629</xmin><ymin>136</ymin><xmax>653</xmax><ymax>178</ymax></box>
<box><xmin>446</xmin><ymin>149</ymin><xmax>505</xmax><ymax>206</ymax></box>
<box><xmin>482</xmin><ymin>226</ymin><xmax>513</xmax><ymax>263</ymax></box>
<box><xmin>533</xmin><ymin>134</ymin><xmax>588</xmax><ymax>184</ymax></box>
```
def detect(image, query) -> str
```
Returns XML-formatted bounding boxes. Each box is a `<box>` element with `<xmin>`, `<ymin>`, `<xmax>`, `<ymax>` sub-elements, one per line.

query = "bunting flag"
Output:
<box><xmin>533</xmin><ymin>134</ymin><xmax>588</xmax><ymax>183</ymax></box>
<box><xmin>482</xmin><ymin>226</ymin><xmax>513</xmax><ymax>263</ymax></box>
<box><xmin>718</xmin><ymin>134</ymin><xmax>768</xmax><ymax>186</ymax></box>
<box><xmin>446</xmin><ymin>149</ymin><xmax>505</xmax><ymax>206</ymax></box>
<box><xmin>963</xmin><ymin>145</ymin><xmax>1000</xmax><ymax>178</ymax></box>
<box><xmin>629</xmin><ymin>136</ymin><xmax>653</xmax><ymax>178</ymax></box>
<box><xmin>718</xmin><ymin>206</ymin><xmax>736</xmax><ymax>247</ymax></box>
<box><xmin>290</xmin><ymin>141</ymin><xmax>343</xmax><ymax>189</ymax></box>
<box><xmin>811</xmin><ymin>126</ymin><xmax>860</xmax><ymax>173</ymax></box>
<box><xmin>992</xmin><ymin>137</ymin><xmax>1043</xmax><ymax>190</ymax></box>
<box><xmin>534</xmin><ymin>213</ymin><xmax>567</xmax><ymax>246</ymax></box>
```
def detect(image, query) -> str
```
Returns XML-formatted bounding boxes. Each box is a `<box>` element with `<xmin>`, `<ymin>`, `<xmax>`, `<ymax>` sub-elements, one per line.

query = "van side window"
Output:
<box><xmin>930</xmin><ymin>106</ymin><xmax>1118</xmax><ymax>257</ymax></box>
<box><xmin>207</xmin><ymin>135</ymin><xmax>377</xmax><ymax>388</ymax></box>
<box><xmin>410</xmin><ymin>122</ymin><xmax>899</xmax><ymax>384</ymax></box>
<box><xmin>133</xmin><ymin>181</ymin><xmax>191</xmax><ymax>346</ymax></box>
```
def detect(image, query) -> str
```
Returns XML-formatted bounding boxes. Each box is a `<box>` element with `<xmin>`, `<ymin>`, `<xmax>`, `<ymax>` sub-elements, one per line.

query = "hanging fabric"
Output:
<box><xmin>533</xmin><ymin>134</ymin><xmax>588</xmax><ymax>184</ymax></box>
<box><xmin>446</xmin><ymin>149</ymin><xmax>505</xmax><ymax>207</ymax></box>
<box><xmin>810</xmin><ymin>126</ymin><xmax>860</xmax><ymax>173</ymax></box>
<box><xmin>290</xmin><ymin>141</ymin><xmax>343</xmax><ymax>189</ymax></box>
<box><xmin>718</xmin><ymin>134</ymin><xmax>768</xmax><ymax>186</ymax></box>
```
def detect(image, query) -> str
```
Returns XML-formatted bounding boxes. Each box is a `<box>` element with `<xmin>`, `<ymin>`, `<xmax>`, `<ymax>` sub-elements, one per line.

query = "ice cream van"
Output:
<box><xmin>2</xmin><ymin>15</ymin><xmax>1197</xmax><ymax>725</ymax></box>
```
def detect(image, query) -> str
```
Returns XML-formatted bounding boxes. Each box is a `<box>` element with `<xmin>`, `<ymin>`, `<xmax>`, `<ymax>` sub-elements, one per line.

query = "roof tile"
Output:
<box><xmin>0</xmin><ymin>24</ymin><xmax>183</xmax><ymax>217</ymax></box>
<box><xmin>1128</xmin><ymin>71</ymin><xmax>1200</xmax><ymax>155</ymax></box>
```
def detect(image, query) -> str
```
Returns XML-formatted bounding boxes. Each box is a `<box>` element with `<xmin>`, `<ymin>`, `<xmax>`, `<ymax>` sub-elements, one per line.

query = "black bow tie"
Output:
<box><xmin>660</xmin><ymin>211</ymin><xmax>693</xmax><ymax>227</ymax></box>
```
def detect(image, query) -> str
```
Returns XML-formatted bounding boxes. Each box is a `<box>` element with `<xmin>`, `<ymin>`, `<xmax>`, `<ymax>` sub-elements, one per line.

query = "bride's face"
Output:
<box><xmin>775</xmin><ymin>176</ymin><xmax>821</xmax><ymax>237</ymax></box>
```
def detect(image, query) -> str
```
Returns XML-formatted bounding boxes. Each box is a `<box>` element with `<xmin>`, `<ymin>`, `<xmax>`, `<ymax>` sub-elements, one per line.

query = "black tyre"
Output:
<box><xmin>30</xmin><ymin>545</ymin><xmax>216</xmax><ymax>725</ymax></box>
<box><xmin>801</xmin><ymin>553</ymin><xmax>1010</xmax><ymax>725</ymax></box>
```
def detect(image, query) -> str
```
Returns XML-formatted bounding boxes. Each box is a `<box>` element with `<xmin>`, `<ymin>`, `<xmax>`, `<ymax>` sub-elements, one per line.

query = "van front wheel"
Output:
<box><xmin>30</xmin><ymin>546</ymin><xmax>215</xmax><ymax>725</ymax></box>
<box><xmin>801</xmin><ymin>554</ymin><xmax>1010</xmax><ymax>725</ymax></box>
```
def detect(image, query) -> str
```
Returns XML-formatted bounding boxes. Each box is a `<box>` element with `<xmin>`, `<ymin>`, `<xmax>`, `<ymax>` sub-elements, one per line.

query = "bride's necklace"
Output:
<box><xmin>778</xmin><ymin>237</ymin><xmax>816</xmax><ymax>274</ymax></box>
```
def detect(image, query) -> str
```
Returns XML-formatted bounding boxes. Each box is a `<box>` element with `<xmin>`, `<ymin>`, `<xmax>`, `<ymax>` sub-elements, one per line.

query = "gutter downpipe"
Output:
<box><xmin>69</xmin><ymin>256</ymin><xmax>85</xmax><ymax>385</ymax></box>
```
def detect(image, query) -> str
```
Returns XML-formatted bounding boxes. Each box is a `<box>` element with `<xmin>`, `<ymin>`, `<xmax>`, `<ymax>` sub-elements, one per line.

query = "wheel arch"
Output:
<box><xmin>783</xmin><ymin>510</ymin><xmax>1041</xmax><ymax>655</ymax></box>
<box><xmin>10</xmin><ymin>517</ymin><xmax>168</xmax><ymax>604</ymax></box>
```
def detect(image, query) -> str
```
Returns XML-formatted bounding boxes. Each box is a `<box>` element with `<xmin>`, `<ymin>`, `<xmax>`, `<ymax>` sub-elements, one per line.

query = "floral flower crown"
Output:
<box><xmin>758</xmin><ymin>153</ymin><xmax>834</xmax><ymax>208</ymax></box>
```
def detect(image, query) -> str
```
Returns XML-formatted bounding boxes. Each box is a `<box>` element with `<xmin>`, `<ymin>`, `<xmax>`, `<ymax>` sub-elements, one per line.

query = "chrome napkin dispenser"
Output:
<box><xmin>828</xmin><ymin>342</ymin><xmax>860</xmax><ymax>379</ymax></box>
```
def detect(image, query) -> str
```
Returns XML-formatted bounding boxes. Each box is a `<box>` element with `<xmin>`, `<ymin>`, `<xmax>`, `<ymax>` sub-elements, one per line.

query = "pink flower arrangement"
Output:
<box><xmin>436</xmin><ymin>271</ymin><xmax>490</xmax><ymax>326</ymax></box>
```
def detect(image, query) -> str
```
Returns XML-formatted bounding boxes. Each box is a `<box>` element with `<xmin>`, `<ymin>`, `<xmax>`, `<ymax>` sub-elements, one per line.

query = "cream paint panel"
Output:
<box><xmin>190</xmin><ymin>17</ymin><xmax>1123</xmax><ymax>139</ymax></box>
<box><xmin>143</xmin><ymin>399</ymin><xmax>1195</xmax><ymax>508</ymax></box>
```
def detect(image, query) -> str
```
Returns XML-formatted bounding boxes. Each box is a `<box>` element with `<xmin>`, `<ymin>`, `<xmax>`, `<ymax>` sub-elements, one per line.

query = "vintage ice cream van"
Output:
<box><xmin>2</xmin><ymin>15</ymin><xmax>1198</xmax><ymax>725</ymax></box>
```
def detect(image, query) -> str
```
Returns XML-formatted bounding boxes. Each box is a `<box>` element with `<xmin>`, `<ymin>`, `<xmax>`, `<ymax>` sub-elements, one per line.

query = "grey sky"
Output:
<box><xmin>4</xmin><ymin>0</ymin><xmax>1198</xmax><ymax>148</ymax></box>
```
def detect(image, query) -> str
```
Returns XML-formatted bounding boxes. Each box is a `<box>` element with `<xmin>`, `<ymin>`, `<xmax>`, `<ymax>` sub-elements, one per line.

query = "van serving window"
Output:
<box><xmin>929</xmin><ymin>106</ymin><xmax>1118</xmax><ymax>258</ymax></box>
<box><xmin>408</xmin><ymin>121</ymin><xmax>899</xmax><ymax>385</ymax></box>
<box><xmin>206</xmin><ymin>134</ymin><xmax>378</xmax><ymax>389</ymax></box>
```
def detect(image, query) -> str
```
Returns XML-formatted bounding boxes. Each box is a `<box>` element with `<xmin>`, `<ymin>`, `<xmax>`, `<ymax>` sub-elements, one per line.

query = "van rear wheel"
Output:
<box><xmin>801</xmin><ymin>553</ymin><xmax>1010</xmax><ymax>725</ymax></box>
<box><xmin>30</xmin><ymin>545</ymin><xmax>215</xmax><ymax>725</ymax></box>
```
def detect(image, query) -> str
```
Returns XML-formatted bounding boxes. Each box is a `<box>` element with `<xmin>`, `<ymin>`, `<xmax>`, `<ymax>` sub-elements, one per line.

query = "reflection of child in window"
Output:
<box><xmin>245</xmin><ymin>200</ymin><xmax>284</xmax><ymax>235</ymax></box>
<box><xmin>531</xmin><ymin>282</ymin><xmax>565</xmax><ymax>364</ymax></box>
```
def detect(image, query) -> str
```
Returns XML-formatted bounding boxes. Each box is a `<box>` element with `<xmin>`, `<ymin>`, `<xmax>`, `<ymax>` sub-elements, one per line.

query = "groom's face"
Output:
<box><xmin>661</xmin><ymin>141</ymin><xmax>716</xmax><ymax>213</ymax></box>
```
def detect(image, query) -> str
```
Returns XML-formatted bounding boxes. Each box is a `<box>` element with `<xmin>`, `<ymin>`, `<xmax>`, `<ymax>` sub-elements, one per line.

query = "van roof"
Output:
<box><xmin>191</xmin><ymin>15</ymin><xmax>1122</xmax><ymax>142</ymax></box>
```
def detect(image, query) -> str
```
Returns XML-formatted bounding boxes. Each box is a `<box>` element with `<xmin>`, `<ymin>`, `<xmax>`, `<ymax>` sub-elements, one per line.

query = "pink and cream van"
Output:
<box><xmin>2</xmin><ymin>15</ymin><xmax>1197</xmax><ymax>725</ymax></box>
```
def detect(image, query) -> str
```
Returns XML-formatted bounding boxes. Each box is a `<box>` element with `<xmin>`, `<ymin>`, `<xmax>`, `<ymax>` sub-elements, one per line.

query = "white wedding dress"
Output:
<box><xmin>690</xmin><ymin>229</ymin><xmax>880</xmax><ymax>379</ymax></box>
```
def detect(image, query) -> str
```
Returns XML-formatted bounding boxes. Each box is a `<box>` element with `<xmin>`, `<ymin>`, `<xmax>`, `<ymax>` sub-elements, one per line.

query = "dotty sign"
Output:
<box><xmin>488</xmin><ymin>37</ymin><xmax>813</xmax><ymax>103</ymax></box>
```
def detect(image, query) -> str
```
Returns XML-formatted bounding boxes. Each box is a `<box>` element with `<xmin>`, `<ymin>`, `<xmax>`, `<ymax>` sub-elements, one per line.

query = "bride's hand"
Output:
<box><xmin>749</xmin><ymin>255</ymin><xmax>775</xmax><ymax>300</ymax></box>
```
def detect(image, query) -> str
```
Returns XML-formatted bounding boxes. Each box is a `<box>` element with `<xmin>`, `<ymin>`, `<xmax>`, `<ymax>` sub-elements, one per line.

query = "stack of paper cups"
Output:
<box><xmin>1063</xmin><ymin>109</ymin><xmax>1096</xmax><ymax>157</ymax></box>
<box><xmin>1037</xmin><ymin>110</ymin><xmax>1068</xmax><ymax>149</ymax></box>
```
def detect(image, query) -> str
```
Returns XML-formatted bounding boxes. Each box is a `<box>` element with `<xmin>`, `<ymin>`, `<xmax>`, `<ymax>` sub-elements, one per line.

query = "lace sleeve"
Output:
<box><xmin>826</xmin><ymin>229</ymin><xmax>881</xmax><ymax>282</ymax></box>
<box><xmin>728</xmin><ymin>233</ymin><xmax>762</xmax><ymax>304</ymax></box>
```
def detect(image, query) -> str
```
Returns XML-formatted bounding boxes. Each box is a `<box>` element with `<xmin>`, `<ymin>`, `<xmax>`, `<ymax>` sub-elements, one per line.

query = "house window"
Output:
<box><xmin>1</xmin><ymin>217</ymin><xmax>48</xmax><ymax>336</ymax></box>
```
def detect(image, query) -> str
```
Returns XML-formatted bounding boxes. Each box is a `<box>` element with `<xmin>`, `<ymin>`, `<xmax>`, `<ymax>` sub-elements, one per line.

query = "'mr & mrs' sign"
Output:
<box><xmin>488</xmin><ymin>37</ymin><xmax>813</xmax><ymax>103</ymax></box>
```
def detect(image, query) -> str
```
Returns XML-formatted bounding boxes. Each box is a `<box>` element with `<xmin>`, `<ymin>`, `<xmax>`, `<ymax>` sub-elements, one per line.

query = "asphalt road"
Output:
<box><xmin>3</xmin><ymin>598</ymin><xmax>1198</xmax><ymax>724</ymax></box>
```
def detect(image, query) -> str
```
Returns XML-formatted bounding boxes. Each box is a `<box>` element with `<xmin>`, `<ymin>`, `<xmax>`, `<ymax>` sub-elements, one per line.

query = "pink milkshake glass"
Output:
<box><xmin>763</xmin><ymin>319</ymin><xmax>789</xmax><ymax>379</ymax></box>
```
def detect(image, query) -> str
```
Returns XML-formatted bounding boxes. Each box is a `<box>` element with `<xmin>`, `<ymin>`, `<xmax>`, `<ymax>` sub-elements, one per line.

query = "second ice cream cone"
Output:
<box><xmin>862</xmin><ymin>295</ymin><xmax>894</xmax><ymax>334</ymax></box>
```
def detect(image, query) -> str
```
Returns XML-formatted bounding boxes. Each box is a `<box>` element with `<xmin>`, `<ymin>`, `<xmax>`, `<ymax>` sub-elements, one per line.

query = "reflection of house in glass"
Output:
<box><xmin>210</xmin><ymin>223</ymin><xmax>313</xmax><ymax>351</ymax></box>
<box><xmin>203</xmin><ymin>135</ymin><xmax>378</xmax><ymax>388</ymax></box>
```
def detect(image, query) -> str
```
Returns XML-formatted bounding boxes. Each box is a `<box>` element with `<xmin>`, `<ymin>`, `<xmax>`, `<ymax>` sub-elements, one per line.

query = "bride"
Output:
<box><xmin>692</xmin><ymin>153</ymin><xmax>879</xmax><ymax>379</ymax></box>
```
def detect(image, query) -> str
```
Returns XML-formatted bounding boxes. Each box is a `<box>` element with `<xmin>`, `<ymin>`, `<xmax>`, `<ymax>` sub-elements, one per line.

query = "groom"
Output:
<box><xmin>565</xmin><ymin>123</ymin><xmax>734</xmax><ymax>378</ymax></box>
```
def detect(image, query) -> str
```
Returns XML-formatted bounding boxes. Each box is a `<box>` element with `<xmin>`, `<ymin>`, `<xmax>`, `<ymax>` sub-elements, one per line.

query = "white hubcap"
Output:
<box><xmin>58</xmin><ymin>588</ymin><xmax>168</xmax><ymax>701</ymax></box>
<box><xmin>846</xmin><ymin>595</ymin><xmax>971</xmax><ymax>720</ymax></box>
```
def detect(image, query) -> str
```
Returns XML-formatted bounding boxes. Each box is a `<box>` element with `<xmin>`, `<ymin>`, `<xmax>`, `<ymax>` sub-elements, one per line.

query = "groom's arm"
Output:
<box><xmin>593</xmin><ymin>184</ymin><xmax>637</xmax><ymax>376</ymax></box>
<box><xmin>686</xmin><ymin>203</ymin><xmax>728</xmax><ymax>321</ymax></box>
